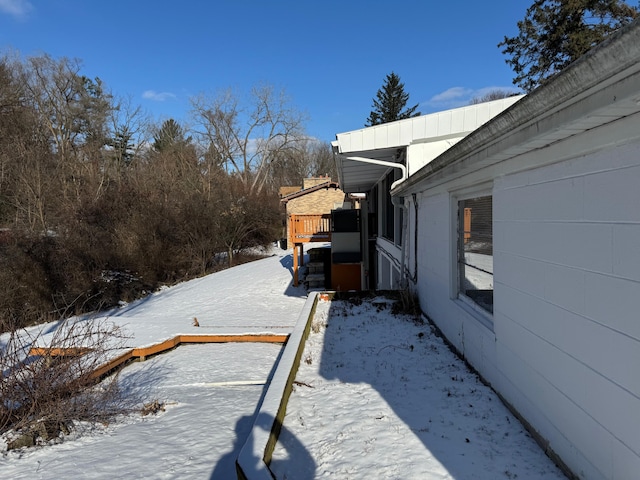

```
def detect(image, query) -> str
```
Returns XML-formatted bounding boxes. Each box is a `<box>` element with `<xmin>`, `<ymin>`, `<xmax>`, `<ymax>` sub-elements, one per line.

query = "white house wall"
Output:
<box><xmin>376</xmin><ymin>237</ymin><xmax>402</xmax><ymax>290</ymax></box>
<box><xmin>411</xmin><ymin>121</ymin><xmax>640</xmax><ymax>479</ymax></box>
<box><xmin>492</xmin><ymin>136</ymin><xmax>640</xmax><ymax>480</ymax></box>
<box><xmin>410</xmin><ymin>190</ymin><xmax>500</xmax><ymax>385</ymax></box>
<box><xmin>407</xmin><ymin>138</ymin><xmax>464</xmax><ymax>175</ymax></box>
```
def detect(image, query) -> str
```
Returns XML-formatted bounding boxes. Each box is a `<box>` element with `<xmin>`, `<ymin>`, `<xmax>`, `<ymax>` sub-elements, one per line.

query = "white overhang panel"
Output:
<box><xmin>334</xmin><ymin>147</ymin><xmax>400</xmax><ymax>193</ymax></box>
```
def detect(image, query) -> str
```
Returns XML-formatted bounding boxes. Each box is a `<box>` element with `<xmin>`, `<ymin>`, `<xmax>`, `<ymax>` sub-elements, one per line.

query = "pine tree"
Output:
<box><xmin>152</xmin><ymin>118</ymin><xmax>192</xmax><ymax>152</ymax></box>
<box><xmin>499</xmin><ymin>0</ymin><xmax>638</xmax><ymax>92</ymax></box>
<box><xmin>366</xmin><ymin>72</ymin><xmax>420</xmax><ymax>126</ymax></box>
<box><xmin>110</xmin><ymin>126</ymin><xmax>135</xmax><ymax>167</ymax></box>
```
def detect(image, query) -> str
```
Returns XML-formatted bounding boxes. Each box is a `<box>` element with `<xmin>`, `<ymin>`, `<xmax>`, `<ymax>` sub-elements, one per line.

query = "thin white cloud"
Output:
<box><xmin>423</xmin><ymin>85</ymin><xmax>520</xmax><ymax>111</ymax></box>
<box><xmin>431</xmin><ymin>87</ymin><xmax>474</xmax><ymax>103</ymax></box>
<box><xmin>142</xmin><ymin>90</ymin><xmax>176</xmax><ymax>102</ymax></box>
<box><xmin>0</xmin><ymin>0</ymin><xmax>33</xmax><ymax>18</ymax></box>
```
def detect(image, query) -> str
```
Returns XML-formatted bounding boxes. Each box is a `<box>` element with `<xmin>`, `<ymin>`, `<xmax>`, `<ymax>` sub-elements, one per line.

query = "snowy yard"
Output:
<box><xmin>2</xmin><ymin>343</ymin><xmax>283</xmax><ymax>479</ymax></box>
<box><xmin>271</xmin><ymin>296</ymin><xmax>567</xmax><ymax>479</ymax></box>
<box><xmin>2</xmin><ymin>247</ymin><xmax>568</xmax><ymax>479</ymax></box>
<box><xmin>1</xmin><ymin>248</ymin><xmax>306</xmax><ymax>479</ymax></box>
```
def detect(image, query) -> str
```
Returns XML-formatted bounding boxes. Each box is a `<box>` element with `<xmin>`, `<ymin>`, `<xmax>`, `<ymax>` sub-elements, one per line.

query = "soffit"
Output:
<box><xmin>335</xmin><ymin>147</ymin><xmax>401</xmax><ymax>194</ymax></box>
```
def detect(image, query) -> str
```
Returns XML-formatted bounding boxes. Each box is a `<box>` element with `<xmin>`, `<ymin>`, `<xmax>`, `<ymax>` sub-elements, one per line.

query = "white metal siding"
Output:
<box><xmin>335</xmin><ymin>96</ymin><xmax>523</xmax><ymax>154</ymax></box>
<box><xmin>407</xmin><ymin>138</ymin><xmax>466</xmax><ymax>175</ymax></box>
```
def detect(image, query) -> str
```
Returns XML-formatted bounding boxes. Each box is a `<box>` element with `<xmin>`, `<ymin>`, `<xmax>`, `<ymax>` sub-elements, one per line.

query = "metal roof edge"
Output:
<box><xmin>334</xmin><ymin>95</ymin><xmax>525</xmax><ymax>153</ymax></box>
<box><xmin>279</xmin><ymin>181</ymin><xmax>341</xmax><ymax>203</ymax></box>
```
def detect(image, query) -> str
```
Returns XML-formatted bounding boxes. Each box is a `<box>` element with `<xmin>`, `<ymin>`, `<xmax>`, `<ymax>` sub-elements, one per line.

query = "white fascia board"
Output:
<box><xmin>334</xmin><ymin>96</ymin><xmax>524</xmax><ymax>155</ymax></box>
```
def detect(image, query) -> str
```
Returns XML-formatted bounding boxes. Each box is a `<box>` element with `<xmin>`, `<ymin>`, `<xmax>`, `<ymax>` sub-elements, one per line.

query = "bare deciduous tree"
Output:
<box><xmin>23</xmin><ymin>55</ymin><xmax>115</xmax><ymax>211</ymax></box>
<box><xmin>268</xmin><ymin>138</ymin><xmax>337</xmax><ymax>190</ymax></box>
<box><xmin>190</xmin><ymin>84</ymin><xmax>307</xmax><ymax>195</ymax></box>
<box><xmin>108</xmin><ymin>95</ymin><xmax>150</xmax><ymax>172</ymax></box>
<box><xmin>469</xmin><ymin>89</ymin><xmax>520</xmax><ymax>105</ymax></box>
<box><xmin>0</xmin><ymin>53</ymin><xmax>283</xmax><ymax>332</ymax></box>
<box><xmin>24</xmin><ymin>55</ymin><xmax>113</xmax><ymax>163</ymax></box>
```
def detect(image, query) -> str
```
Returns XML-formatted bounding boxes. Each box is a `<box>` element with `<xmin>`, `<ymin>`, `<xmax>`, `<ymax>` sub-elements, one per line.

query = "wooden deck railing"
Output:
<box><xmin>289</xmin><ymin>213</ymin><xmax>332</xmax><ymax>244</ymax></box>
<box><xmin>288</xmin><ymin>214</ymin><xmax>332</xmax><ymax>286</ymax></box>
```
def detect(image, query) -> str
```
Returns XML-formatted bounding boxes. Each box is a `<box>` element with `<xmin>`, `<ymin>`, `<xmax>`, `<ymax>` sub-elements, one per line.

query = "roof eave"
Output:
<box><xmin>393</xmin><ymin>19</ymin><xmax>640</xmax><ymax>197</ymax></box>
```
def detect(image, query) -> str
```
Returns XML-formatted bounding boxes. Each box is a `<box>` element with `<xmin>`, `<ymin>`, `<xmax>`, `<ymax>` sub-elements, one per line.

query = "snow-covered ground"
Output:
<box><xmin>271</xmin><ymin>296</ymin><xmax>567</xmax><ymax>479</ymax></box>
<box><xmin>2</xmin><ymin>245</ymin><xmax>567</xmax><ymax>479</ymax></box>
<box><xmin>2</xmin><ymin>343</ymin><xmax>283</xmax><ymax>479</ymax></box>
<box><xmin>1</xmin><ymin>246</ymin><xmax>307</xmax><ymax>479</ymax></box>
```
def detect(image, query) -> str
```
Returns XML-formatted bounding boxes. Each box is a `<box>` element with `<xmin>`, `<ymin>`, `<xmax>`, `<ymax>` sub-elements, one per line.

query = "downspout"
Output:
<box><xmin>345</xmin><ymin>156</ymin><xmax>409</xmax><ymax>288</ymax></box>
<box><xmin>392</xmin><ymin>194</ymin><xmax>409</xmax><ymax>289</ymax></box>
<box><xmin>412</xmin><ymin>193</ymin><xmax>418</xmax><ymax>284</ymax></box>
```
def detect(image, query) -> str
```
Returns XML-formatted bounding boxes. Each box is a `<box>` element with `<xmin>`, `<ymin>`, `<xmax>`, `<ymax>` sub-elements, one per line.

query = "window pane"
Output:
<box><xmin>459</xmin><ymin>195</ymin><xmax>493</xmax><ymax>313</ymax></box>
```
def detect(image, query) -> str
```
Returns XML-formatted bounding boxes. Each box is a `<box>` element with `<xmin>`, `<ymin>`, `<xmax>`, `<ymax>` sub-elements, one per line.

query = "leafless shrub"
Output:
<box><xmin>0</xmin><ymin>316</ymin><xmax>135</xmax><ymax>450</ymax></box>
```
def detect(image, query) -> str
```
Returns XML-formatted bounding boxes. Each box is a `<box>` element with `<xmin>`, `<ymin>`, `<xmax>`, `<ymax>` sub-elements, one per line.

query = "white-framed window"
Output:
<box><xmin>455</xmin><ymin>190</ymin><xmax>493</xmax><ymax>315</ymax></box>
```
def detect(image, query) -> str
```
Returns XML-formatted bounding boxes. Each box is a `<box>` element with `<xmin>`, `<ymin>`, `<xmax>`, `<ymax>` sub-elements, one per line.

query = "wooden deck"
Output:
<box><xmin>289</xmin><ymin>214</ymin><xmax>332</xmax><ymax>286</ymax></box>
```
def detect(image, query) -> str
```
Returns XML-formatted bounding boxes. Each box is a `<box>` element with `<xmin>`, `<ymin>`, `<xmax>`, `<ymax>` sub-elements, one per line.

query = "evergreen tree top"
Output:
<box><xmin>499</xmin><ymin>0</ymin><xmax>638</xmax><ymax>92</ymax></box>
<box><xmin>366</xmin><ymin>72</ymin><xmax>420</xmax><ymax>127</ymax></box>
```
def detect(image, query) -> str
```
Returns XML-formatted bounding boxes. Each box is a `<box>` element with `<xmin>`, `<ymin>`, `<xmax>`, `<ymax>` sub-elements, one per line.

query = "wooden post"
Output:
<box><xmin>293</xmin><ymin>242</ymin><xmax>299</xmax><ymax>286</ymax></box>
<box><xmin>464</xmin><ymin>207</ymin><xmax>471</xmax><ymax>243</ymax></box>
<box><xmin>298</xmin><ymin>243</ymin><xmax>304</xmax><ymax>266</ymax></box>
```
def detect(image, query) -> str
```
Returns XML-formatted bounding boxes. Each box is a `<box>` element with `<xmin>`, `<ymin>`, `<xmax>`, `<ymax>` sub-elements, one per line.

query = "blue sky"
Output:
<box><xmin>1</xmin><ymin>0</ymin><xmax>529</xmax><ymax>142</ymax></box>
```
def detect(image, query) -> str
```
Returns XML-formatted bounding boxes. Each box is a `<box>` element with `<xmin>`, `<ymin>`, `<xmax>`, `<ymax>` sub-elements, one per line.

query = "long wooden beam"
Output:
<box><xmin>29</xmin><ymin>333</ymin><xmax>289</xmax><ymax>379</ymax></box>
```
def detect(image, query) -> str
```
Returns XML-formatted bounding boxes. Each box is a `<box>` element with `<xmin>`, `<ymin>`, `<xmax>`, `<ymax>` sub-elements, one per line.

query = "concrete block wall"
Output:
<box><xmin>410</xmin><ymin>133</ymin><xmax>640</xmax><ymax>479</ymax></box>
<box><xmin>411</xmin><ymin>191</ymin><xmax>500</xmax><ymax>387</ymax></box>
<box><xmin>493</xmin><ymin>139</ymin><xmax>640</xmax><ymax>480</ymax></box>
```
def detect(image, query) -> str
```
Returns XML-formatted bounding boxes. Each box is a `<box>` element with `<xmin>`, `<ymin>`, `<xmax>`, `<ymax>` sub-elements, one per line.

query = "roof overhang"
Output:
<box><xmin>332</xmin><ymin>96</ymin><xmax>524</xmax><ymax>194</ymax></box>
<box><xmin>331</xmin><ymin>145</ymin><xmax>403</xmax><ymax>194</ymax></box>
<box><xmin>392</xmin><ymin>20</ymin><xmax>640</xmax><ymax>197</ymax></box>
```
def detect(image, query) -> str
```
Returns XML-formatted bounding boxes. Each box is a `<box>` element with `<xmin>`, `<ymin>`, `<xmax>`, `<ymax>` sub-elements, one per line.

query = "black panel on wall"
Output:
<box><xmin>332</xmin><ymin>209</ymin><xmax>360</xmax><ymax>232</ymax></box>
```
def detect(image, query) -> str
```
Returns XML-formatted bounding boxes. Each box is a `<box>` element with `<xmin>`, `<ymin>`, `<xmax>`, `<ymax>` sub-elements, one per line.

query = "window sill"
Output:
<box><xmin>455</xmin><ymin>295</ymin><xmax>494</xmax><ymax>332</ymax></box>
